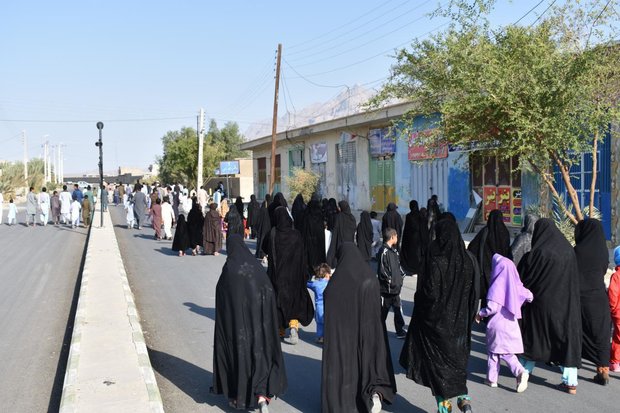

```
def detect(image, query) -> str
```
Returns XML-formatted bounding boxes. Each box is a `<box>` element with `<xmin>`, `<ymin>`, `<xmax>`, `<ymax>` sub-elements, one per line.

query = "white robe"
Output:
<box><xmin>38</xmin><ymin>192</ymin><xmax>50</xmax><ymax>225</ymax></box>
<box><xmin>161</xmin><ymin>202</ymin><xmax>174</xmax><ymax>238</ymax></box>
<box><xmin>7</xmin><ymin>203</ymin><xmax>17</xmax><ymax>224</ymax></box>
<box><xmin>70</xmin><ymin>201</ymin><xmax>81</xmax><ymax>225</ymax></box>
<box><xmin>60</xmin><ymin>191</ymin><xmax>72</xmax><ymax>214</ymax></box>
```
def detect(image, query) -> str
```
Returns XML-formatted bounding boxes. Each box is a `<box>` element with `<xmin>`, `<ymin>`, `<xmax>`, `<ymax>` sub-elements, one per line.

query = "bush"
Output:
<box><xmin>285</xmin><ymin>168</ymin><xmax>320</xmax><ymax>202</ymax></box>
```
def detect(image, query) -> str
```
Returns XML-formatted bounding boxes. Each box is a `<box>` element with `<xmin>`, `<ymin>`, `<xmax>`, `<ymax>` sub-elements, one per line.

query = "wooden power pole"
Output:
<box><xmin>269</xmin><ymin>43</ymin><xmax>282</xmax><ymax>195</ymax></box>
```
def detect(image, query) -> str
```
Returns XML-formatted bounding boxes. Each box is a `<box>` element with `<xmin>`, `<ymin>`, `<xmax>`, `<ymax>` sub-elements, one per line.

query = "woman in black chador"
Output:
<box><xmin>291</xmin><ymin>193</ymin><xmax>306</xmax><ymax>232</ymax></box>
<box><xmin>381</xmin><ymin>202</ymin><xmax>403</xmax><ymax>246</ymax></box>
<box><xmin>400</xmin><ymin>217</ymin><xmax>478</xmax><ymax>413</ymax></box>
<box><xmin>253</xmin><ymin>194</ymin><xmax>271</xmax><ymax>259</ymax></box>
<box><xmin>268</xmin><ymin>192</ymin><xmax>287</xmax><ymax>228</ymax></box>
<box><xmin>326</xmin><ymin>200</ymin><xmax>357</xmax><ymax>267</ymax></box>
<box><xmin>517</xmin><ymin>218</ymin><xmax>582</xmax><ymax>394</ymax></box>
<box><xmin>356</xmin><ymin>211</ymin><xmax>374</xmax><ymax>261</ymax></box>
<box><xmin>262</xmin><ymin>206</ymin><xmax>314</xmax><ymax>344</ymax></box>
<box><xmin>186</xmin><ymin>199</ymin><xmax>204</xmax><ymax>256</ymax></box>
<box><xmin>401</xmin><ymin>200</ymin><xmax>422</xmax><ymax>274</ymax></box>
<box><xmin>322</xmin><ymin>242</ymin><xmax>396</xmax><ymax>413</ymax></box>
<box><xmin>171</xmin><ymin>214</ymin><xmax>190</xmax><ymax>256</ymax></box>
<box><xmin>225</xmin><ymin>205</ymin><xmax>245</xmax><ymax>238</ymax></box>
<box><xmin>574</xmin><ymin>218</ymin><xmax>611</xmax><ymax>385</ymax></box>
<box><xmin>467</xmin><ymin>209</ymin><xmax>511</xmax><ymax>304</ymax></box>
<box><xmin>212</xmin><ymin>235</ymin><xmax>287</xmax><ymax>412</ymax></box>
<box><xmin>303</xmin><ymin>194</ymin><xmax>326</xmax><ymax>274</ymax></box>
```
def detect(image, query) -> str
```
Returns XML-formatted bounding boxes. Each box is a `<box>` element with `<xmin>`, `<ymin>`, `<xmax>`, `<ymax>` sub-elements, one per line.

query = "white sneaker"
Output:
<box><xmin>485</xmin><ymin>380</ymin><xmax>498</xmax><ymax>388</ymax></box>
<box><xmin>258</xmin><ymin>401</ymin><xmax>269</xmax><ymax>413</ymax></box>
<box><xmin>289</xmin><ymin>327</ymin><xmax>299</xmax><ymax>345</ymax></box>
<box><xmin>517</xmin><ymin>371</ymin><xmax>529</xmax><ymax>393</ymax></box>
<box><xmin>371</xmin><ymin>393</ymin><xmax>382</xmax><ymax>413</ymax></box>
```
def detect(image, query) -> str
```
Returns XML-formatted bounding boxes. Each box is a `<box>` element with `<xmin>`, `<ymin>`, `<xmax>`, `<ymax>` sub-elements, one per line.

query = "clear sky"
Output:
<box><xmin>0</xmin><ymin>0</ymin><xmax>556</xmax><ymax>174</ymax></box>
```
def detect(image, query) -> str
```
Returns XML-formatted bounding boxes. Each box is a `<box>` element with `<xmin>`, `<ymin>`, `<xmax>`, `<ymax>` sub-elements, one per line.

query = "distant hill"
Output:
<box><xmin>244</xmin><ymin>84</ymin><xmax>377</xmax><ymax>140</ymax></box>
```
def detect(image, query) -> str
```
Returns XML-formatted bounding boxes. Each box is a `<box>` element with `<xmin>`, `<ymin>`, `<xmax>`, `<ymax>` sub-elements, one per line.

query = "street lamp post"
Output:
<box><xmin>96</xmin><ymin>122</ymin><xmax>104</xmax><ymax>227</ymax></box>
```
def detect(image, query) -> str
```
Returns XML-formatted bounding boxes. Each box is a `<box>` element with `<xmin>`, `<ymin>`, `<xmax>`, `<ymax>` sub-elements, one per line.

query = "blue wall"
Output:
<box><xmin>447</xmin><ymin>151</ymin><xmax>470</xmax><ymax>220</ymax></box>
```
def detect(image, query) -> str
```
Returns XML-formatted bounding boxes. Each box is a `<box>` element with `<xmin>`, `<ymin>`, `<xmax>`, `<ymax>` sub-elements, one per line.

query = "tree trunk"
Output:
<box><xmin>550</xmin><ymin>151</ymin><xmax>583</xmax><ymax>223</ymax></box>
<box><xmin>528</xmin><ymin>160</ymin><xmax>578</xmax><ymax>224</ymax></box>
<box><xmin>589</xmin><ymin>130</ymin><xmax>599</xmax><ymax>217</ymax></box>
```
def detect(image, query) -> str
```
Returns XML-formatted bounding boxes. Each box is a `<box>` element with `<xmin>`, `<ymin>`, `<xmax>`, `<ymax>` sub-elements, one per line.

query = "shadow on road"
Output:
<box><xmin>155</xmin><ymin>247</ymin><xmax>178</xmax><ymax>256</ymax></box>
<box><xmin>148</xmin><ymin>348</ymin><xmax>236</xmax><ymax>411</ymax></box>
<box><xmin>183</xmin><ymin>302</ymin><xmax>216</xmax><ymax>321</ymax></box>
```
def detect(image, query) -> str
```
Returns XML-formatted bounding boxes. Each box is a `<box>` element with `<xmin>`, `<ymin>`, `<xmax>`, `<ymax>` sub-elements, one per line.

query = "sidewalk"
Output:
<box><xmin>60</xmin><ymin>207</ymin><xmax>163</xmax><ymax>413</ymax></box>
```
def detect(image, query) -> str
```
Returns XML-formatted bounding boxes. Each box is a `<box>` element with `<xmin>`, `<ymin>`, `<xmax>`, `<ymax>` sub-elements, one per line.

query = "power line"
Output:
<box><xmin>287</xmin><ymin>21</ymin><xmax>450</xmax><ymax>80</ymax></box>
<box><xmin>287</xmin><ymin>0</ymin><xmax>401</xmax><ymax>50</ymax></box>
<box><xmin>529</xmin><ymin>0</ymin><xmax>558</xmax><ymax>27</ymax></box>
<box><xmin>288</xmin><ymin>0</ymin><xmax>423</xmax><ymax>59</ymax></box>
<box><xmin>514</xmin><ymin>0</ymin><xmax>546</xmax><ymax>25</ymax></box>
<box><xmin>283</xmin><ymin>59</ymin><xmax>348</xmax><ymax>89</ymax></box>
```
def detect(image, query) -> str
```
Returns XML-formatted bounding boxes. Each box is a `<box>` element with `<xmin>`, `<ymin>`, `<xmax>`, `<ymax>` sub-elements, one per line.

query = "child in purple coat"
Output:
<box><xmin>476</xmin><ymin>254</ymin><xmax>533</xmax><ymax>393</ymax></box>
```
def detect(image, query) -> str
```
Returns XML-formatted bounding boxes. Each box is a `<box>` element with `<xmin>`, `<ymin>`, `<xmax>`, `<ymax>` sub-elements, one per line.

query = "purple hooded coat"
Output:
<box><xmin>479</xmin><ymin>254</ymin><xmax>533</xmax><ymax>354</ymax></box>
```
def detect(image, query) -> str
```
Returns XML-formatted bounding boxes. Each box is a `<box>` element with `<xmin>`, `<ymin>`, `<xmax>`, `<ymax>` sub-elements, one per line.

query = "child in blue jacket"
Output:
<box><xmin>307</xmin><ymin>263</ymin><xmax>331</xmax><ymax>344</ymax></box>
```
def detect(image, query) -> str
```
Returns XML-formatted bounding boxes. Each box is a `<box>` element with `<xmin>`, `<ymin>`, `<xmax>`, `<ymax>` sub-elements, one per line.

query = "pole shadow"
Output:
<box><xmin>183</xmin><ymin>302</ymin><xmax>216</xmax><ymax>321</ymax></box>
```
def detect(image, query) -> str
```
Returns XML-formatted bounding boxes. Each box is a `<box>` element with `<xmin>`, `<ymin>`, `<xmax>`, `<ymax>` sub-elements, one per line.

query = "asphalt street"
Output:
<box><xmin>109</xmin><ymin>206</ymin><xmax>620</xmax><ymax>412</ymax></box>
<box><xmin>0</xmin><ymin>218</ymin><xmax>88</xmax><ymax>412</ymax></box>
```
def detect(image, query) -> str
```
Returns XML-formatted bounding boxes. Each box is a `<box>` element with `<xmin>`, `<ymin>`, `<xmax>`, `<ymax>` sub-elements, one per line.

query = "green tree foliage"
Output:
<box><xmin>158</xmin><ymin>121</ymin><xmax>247</xmax><ymax>189</ymax></box>
<box><xmin>0</xmin><ymin>158</ymin><xmax>46</xmax><ymax>197</ymax></box>
<box><xmin>372</xmin><ymin>0</ymin><xmax>619</xmax><ymax>224</ymax></box>
<box><xmin>285</xmin><ymin>168</ymin><xmax>320</xmax><ymax>202</ymax></box>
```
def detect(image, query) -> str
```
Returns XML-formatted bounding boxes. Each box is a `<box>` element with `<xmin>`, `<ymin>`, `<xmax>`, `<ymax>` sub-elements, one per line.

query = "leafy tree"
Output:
<box><xmin>372</xmin><ymin>0</ymin><xmax>619</xmax><ymax>224</ymax></box>
<box><xmin>285</xmin><ymin>168</ymin><xmax>320</xmax><ymax>202</ymax></box>
<box><xmin>158</xmin><ymin>120</ymin><xmax>247</xmax><ymax>189</ymax></box>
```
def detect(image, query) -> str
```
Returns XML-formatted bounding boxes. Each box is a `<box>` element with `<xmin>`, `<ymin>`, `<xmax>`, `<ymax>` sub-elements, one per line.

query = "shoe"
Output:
<box><xmin>289</xmin><ymin>327</ymin><xmax>299</xmax><ymax>345</ymax></box>
<box><xmin>370</xmin><ymin>393</ymin><xmax>381</xmax><ymax>413</ymax></box>
<box><xmin>516</xmin><ymin>371</ymin><xmax>529</xmax><ymax>393</ymax></box>
<box><xmin>457</xmin><ymin>398</ymin><xmax>472</xmax><ymax>412</ymax></box>
<box><xmin>316</xmin><ymin>337</ymin><xmax>324</xmax><ymax>344</ymax></box>
<box><xmin>593</xmin><ymin>366</ymin><xmax>609</xmax><ymax>385</ymax></box>
<box><xmin>258</xmin><ymin>400</ymin><xmax>269</xmax><ymax>413</ymax></box>
<box><xmin>485</xmin><ymin>380</ymin><xmax>498</xmax><ymax>388</ymax></box>
<box><xmin>610</xmin><ymin>363</ymin><xmax>620</xmax><ymax>373</ymax></box>
<box><xmin>396</xmin><ymin>330</ymin><xmax>407</xmax><ymax>339</ymax></box>
<box><xmin>557</xmin><ymin>382</ymin><xmax>577</xmax><ymax>395</ymax></box>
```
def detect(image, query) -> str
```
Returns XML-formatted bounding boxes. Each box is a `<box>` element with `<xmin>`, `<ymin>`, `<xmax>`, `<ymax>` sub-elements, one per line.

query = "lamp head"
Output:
<box><xmin>96</xmin><ymin>121</ymin><xmax>104</xmax><ymax>130</ymax></box>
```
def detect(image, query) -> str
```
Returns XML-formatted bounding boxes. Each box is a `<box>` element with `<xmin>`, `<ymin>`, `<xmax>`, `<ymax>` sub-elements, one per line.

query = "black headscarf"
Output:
<box><xmin>322</xmin><ymin>242</ymin><xmax>396</xmax><ymax>412</ymax></box>
<box><xmin>426</xmin><ymin>198</ymin><xmax>441</xmax><ymax>241</ymax></box>
<box><xmin>356</xmin><ymin>211</ymin><xmax>373</xmax><ymax>261</ymax></box>
<box><xmin>517</xmin><ymin>218</ymin><xmax>582</xmax><ymax>367</ymax></box>
<box><xmin>325</xmin><ymin>198</ymin><xmax>338</xmax><ymax>231</ymax></box>
<box><xmin>381</xmin><ymin>203</ymin><xmax>403</xmax><ymax>244</ymax></box>
<box><xmin>401</xmin><ymin>200</ymin><xmax>422</xmax><ymax>274</ymax></box>
<box><xmin>186</xmin><ymin>201</ymin><xmax>204</xmax><ymax>249</ymax></box>
<box><xmin>212</xmin><ymin>235</ymin><xmax>287</xmax><ymax>408</ymax></box>
<box><xmin>263</xmin><ymin>206</ymin><xmax>314</xmax><ymax>328</ymax></box>
<box><xmin>400</xmin><ymin>218</ymin><xmax>477</xmax><ymax>399</ymax></box>
<box><xmin>291</xmin><ymin>193</ymin><xmax>306</xmax><ymax>232</ymax></box>
<box><xmin>574</xmin><ymin>218</ymin><xmax>611</xmax><ymax>366</ymax></box>
<box><xmin>510</xmin><ymin>214</ymin><xmax>538</xmax><ymax>266</ymax></box>
<box><xmin>326</xmin><ymin>200</ymin><xmax>357</xmax><ymax>267</ymax></box>
<box><xmin>303</xmin><ymin>195</ymin><xmax>326</xmax><ymax>273</ymax></box>
<box><xmin>225</xmin><ymin>206</ymin><xmax>245</xmax><ymax>238</ymax></box>
<box><xmin>467</xmin><ymin>209</ymin><xmax>512</xmax><ymax>304</ymax></box>
<box><xmin>268</xmin><ymin>192</ymin><xmax>287</xmax><ymax>228</ymax></box>
<box><xmin>234</xmin><ymin>196</ymin><xmax>244</xmax><ymax>218</ymax></box>
<box><xmin>171</xmin><ymin>214</ymin><xmax>190</xmax><ymax>252</ymax></box>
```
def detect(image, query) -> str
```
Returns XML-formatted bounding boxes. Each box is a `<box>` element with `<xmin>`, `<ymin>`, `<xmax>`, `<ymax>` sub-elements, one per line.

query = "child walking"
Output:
<box><xmin>307</xmin><ymin>263</ymin><xmax>331</xmax><ymax>344</ymax></box>
<box><xmin>377</xmin><ymin>227</ymin><xmax>407</xmax><ymax>339</ymax></box>
<box><xmin>476</xmin><ymin>254</ymin><xmax>533</xmax><ymax>392</ymax></box>
<box><xmin>70</xmin><ymin>194</ymin><xmax>81</xmax><ymax>229</ymax></box>
<box><xmin>609</xmin><ymin>246</ymin><xmax>620</xmax><ymax>373</ymax></box>
<box><xmin>125</xmin><ymin>194</ymin><xmax>135</xmax><ymax>229</ymax></box>
<box><xmin>7</xmin><ymin>198</ymin><xmax>18</xmax><ymax>225</ymax></box>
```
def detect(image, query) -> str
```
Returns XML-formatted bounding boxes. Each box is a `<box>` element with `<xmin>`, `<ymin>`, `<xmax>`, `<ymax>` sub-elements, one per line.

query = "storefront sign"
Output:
<box><xmin>369</xmin><ymin>128</ymin><xmax>395</xmax><ymax>156</ymax></box>
<box><xmin>408</xmin><ymin>130</ymin><xmax>448</xmax><ymax>160</ymax></box>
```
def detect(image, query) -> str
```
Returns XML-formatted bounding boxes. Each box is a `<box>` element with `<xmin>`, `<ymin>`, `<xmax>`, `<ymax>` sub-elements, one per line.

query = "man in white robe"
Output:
<box><xmin>38</xmin><ymin>187</ymin><xmax>50</xmax><ymax>226</ymax></box>
<box><xmin>59</xmin><ymin>185</ymin><xmax>73</xmax><ymax>225</ymax></box>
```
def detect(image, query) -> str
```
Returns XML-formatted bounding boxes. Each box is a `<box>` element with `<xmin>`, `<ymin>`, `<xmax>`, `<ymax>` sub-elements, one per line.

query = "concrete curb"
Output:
<box><xmin>59</xmin><ymin>208</ymin><xmax>164</xmax><ymax>412</ymax></box>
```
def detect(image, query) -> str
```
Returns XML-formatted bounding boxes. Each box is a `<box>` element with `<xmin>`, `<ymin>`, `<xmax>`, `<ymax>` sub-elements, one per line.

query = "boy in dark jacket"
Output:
<box><xmin>377</xmin><ymin>227</ymin><xmax>407</xmax><ymax>338</ymax></box>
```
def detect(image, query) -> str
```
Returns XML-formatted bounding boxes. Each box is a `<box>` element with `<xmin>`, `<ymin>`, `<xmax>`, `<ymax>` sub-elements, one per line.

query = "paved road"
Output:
<box><xmin>0</xmin><ymin>220</ymin><xmax>88</xmax><ymax>412</ymax></box>
<box><xmin>109</xmin><ymin>206</ymin><xmax>620</xmax><ymax>412</ymax></box>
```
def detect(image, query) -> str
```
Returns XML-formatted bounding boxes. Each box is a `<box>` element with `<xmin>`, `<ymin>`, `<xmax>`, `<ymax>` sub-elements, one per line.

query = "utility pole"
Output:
<box><xmin>59</xmin><ymin>143</ymin><xmax>65</xmax><ymax>184</ymax></box>
<box><xmin>22</xmin><ymin>130</ymin><xmax>28</xmax><ymax>186</ymax></box>
<box><xmin>197</xmin><ymin>108</ymin><xmax>205</xmax><ymax>190</ymax></box>
<box><xmin>42</xmin><ymin>139</ymin><xmax>48</xmax><ymax>184</ymax></box>
<box><xmin>269</xmin><ymin>43</ymin><xmax>282</xmax><ymax>195</ymax></box>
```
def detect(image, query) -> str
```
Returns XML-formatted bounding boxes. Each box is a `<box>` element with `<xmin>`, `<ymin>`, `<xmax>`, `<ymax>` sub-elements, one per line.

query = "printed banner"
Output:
<box><xmin>310</xmin><ymin>142</ymin><xmax>327</xmax><ymax>164</ymax></box>
<box><xmin>368</xmin><ymin>128</ymin><xmax>395</xmax><ymax>156</ymax></box>
<box><xmin>408</xmin><ymin>130</ymin><xmax>448</xmax><ymax>161</ymax></box>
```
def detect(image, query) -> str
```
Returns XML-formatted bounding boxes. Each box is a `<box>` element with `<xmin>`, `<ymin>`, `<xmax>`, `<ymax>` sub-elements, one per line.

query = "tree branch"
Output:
<box><xmin>549</xmin><ymin>151</ymin><xmax>583</xmax><ymax>222</ymax></box>
<box><xmin>528</xmin><ymin>159</ymin><xmax>578</xmax><ymax>224</ymax></box>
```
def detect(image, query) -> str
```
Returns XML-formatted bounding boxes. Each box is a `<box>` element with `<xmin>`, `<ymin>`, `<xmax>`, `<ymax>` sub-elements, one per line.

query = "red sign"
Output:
<box><xmin>408</xmin><ymin>131</ymin><xmax>448</xmax><ymax>161</ymax></box>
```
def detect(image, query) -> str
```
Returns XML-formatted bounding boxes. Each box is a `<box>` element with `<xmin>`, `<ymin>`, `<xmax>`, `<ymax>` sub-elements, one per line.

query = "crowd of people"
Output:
<box><xmin>0</xmin><ymin>183</ymin><xmax>101</xmax><ymax>228</ymax></box>
<box><xmin>206</xmin><ymin>191</ymin><xmax>620</xmax><ymax>413</ymax></box>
